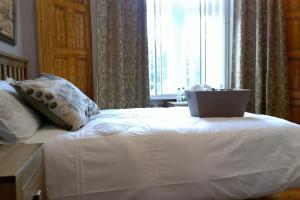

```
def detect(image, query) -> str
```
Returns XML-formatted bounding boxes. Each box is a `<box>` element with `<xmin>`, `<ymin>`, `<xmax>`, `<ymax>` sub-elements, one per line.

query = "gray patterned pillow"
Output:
<box><xmin>9</xmin><ymin>74</ymin><xmax>100</xmax><ymax>131</ymax></box>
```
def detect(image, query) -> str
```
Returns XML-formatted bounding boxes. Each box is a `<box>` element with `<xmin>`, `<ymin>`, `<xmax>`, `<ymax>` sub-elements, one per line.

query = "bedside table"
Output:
<box><xmin>0</xmin><ymin>144</ymin><xmax>45</xmax><ymax>200</ymax></box>
<box><xmin>167</xmin><ymin>101</ymin><xmax>188</xmax><ymax>107</ymax></box>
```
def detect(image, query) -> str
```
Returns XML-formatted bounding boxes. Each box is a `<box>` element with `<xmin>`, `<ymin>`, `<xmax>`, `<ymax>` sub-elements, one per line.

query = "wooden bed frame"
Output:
<box><xmin>0</xmin><ymin>51</ymin><xmax>27</xmax><ymax>81</ymax></box>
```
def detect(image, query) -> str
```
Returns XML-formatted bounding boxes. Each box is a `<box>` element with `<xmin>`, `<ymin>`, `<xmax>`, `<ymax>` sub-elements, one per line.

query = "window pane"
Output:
<box><xmin>147</xmin><ymin>0</ymin><xmax>156</xmax><ymax>96</ymax></box>
<box><xmin>147</xmin><ymin>0</ymin><xmax>228</xmax><ymax>96</ymax></box>
<box><xmin>203</xmin><ymin>0</ymin><xmax>226</xmax><ymax>89</ymax></box>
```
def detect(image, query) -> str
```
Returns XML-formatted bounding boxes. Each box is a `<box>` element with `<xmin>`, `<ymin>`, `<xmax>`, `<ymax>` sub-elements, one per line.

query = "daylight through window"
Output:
<box><xmin>147</xmin><ymin>0</ymin><xmax>232</xmax><ymax>96</ymax></box>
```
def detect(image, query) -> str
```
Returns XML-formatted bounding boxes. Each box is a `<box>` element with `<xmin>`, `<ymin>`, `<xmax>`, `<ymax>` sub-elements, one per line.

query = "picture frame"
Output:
<box><xmin>0</xmin><ymin>0</ymin><xmax>16</xmax><ymax>45</ymax></box>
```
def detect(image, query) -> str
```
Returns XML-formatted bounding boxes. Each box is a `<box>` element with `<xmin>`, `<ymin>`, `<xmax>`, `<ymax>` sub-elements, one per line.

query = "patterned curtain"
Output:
<box><xmin>96</xmin><ymin>0</ymin><xmax>150</xmax><ymax>109</ymax></box>
<box><xmin>232</xmin><ymin>0</ymin><xmax>289</xmax><ymax>119</ymax></box>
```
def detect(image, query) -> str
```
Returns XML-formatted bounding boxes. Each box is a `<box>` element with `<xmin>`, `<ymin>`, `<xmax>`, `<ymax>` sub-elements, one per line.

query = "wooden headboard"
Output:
<box><xmin>0</xmin><ymin>51</ymin><xmax>27</xmax><ymax>81</ymax></box>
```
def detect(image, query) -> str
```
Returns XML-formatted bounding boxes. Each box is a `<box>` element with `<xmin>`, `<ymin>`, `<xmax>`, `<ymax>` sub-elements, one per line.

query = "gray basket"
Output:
<box><xmin>185</xmin><ymin>89</ymin><xmax>251</xmax><ymax>117</ymax></box>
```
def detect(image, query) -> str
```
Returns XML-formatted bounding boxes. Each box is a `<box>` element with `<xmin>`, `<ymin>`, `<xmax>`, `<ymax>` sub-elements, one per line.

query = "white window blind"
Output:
<box><xmin>147</xmin><ymin>0</ymin><xmax>232</xmax><ymax>96</ymax></box>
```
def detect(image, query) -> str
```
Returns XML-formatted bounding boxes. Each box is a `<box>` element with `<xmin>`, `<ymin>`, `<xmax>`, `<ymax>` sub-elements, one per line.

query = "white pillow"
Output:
<box><xmin>0</xmin><ymin>81</ymin><xmax>42</xmax><ymax>142</ymax></box>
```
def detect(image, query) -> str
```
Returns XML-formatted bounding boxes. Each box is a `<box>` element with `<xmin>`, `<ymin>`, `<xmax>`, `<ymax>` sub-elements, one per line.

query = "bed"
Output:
<box><xmin>33</xmin><ymin>108</ymin><xmax>300</xmax><ymax>200</ymax></box>
<box><xmin>1</xmin><ymin>52</ymin><xmax>300</xmax><ymax>200</ymax></box>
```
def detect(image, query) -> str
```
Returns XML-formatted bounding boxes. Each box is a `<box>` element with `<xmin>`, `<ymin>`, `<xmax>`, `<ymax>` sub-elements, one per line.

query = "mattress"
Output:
<box><xmin>43</xmin><ymin>107</ymin><xmax>300</xmax><ymax>200</ymax></box>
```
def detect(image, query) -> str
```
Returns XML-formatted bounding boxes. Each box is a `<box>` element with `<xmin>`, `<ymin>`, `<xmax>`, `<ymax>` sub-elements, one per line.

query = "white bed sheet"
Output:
<box><xmin>24</xmin><ymin>123</ymin><xmax>68</xmax><ymax>144</ymax></box>
<box><xmin>43</xmin><ymin>107</ymin><xmax>300</xmax><ymax>200</ymax></box>
<box><xmin>0</xmin><ymin>123</ymin><xmax>67</xmax><ymax>144</ymax></box>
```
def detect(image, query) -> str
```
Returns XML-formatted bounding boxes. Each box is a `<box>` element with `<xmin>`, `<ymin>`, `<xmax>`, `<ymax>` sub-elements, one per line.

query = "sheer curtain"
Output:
<box><xmin>147</xmin><ymin>0</ymin><xmax>230</xmax><ymax>96</ymax></box>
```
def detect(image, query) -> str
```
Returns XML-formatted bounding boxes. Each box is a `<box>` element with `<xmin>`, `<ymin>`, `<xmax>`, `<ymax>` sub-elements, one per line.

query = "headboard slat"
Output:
<box><xmin>0</xmin><ymin>64</ymin><xmax>3</xmax><ymax>80</ymax></box>
<box><xmin>17</xmin><ymin>68</ymin><xmax>21</xmax><ymax>80</ymax></box>
<box><xmin>8</xmin><ymin>65</ymin><xmax>12</xmax><ymax>78</ymax></box>
<box><xmin>3</xmin><ymin>65</ymin><xmax>8</xmax><ymax>80</ymax></box>
<box><xmin>13</xmin><ymin>66</ymin><xmax>17</xmax><ymax>80</ymax></box>
<box><xmin>21</xmin><ymin>69</ymin><xmax>25</xmax><ymax>80</ymax></box>
<box><xmin>0</xmin><ymin>51</ymin><xmax>28</xmax><ymax>81</ymax></box>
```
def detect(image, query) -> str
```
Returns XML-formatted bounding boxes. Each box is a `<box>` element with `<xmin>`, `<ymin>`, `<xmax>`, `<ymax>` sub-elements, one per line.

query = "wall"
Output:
<box><xmin>0</xmin><ymin>0</ymin><xmax>38</xmax><ymax>78</ymax></box>
<box><xmin>285</xmin><ymin>0</ymin><xmax>300</xmax><ymax>124</ymax></box>
<box><xmin>0</xmin><ymin>0</ymin><xmax>97</xmax><ymax>83</ymax></box>
<box><xmin>20</xmin><ymin>0</ymin><xmax>39</xmax><ymax>78</ymax></box>
<box><xmin>0</xmin><ymin>0</ymin><xmax>23</xmax><ymax>57</ymax></box>
<box><xmin>90</xmin><ymin>0</ymin><xmax>98</xmax><ymax>98</ymax></box>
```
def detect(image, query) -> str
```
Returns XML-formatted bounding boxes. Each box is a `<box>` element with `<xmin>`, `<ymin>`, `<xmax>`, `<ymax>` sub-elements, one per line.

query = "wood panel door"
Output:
<box><xmin>36</xmin><ymin>0</ymin><xmax>94</xmax><ymax>98</ymax></box>
<box><xmin>285</xmin><ymin>0</ymin><xmax>300</xmax><ymax>124</ymax></box>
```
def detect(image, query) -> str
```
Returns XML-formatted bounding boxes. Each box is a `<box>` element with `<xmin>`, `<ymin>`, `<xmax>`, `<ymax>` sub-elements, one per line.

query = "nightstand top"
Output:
<box><xmin>0</xmin><ymin>144</ymin><xmax>43</xmax><ymax>178</ymax></box>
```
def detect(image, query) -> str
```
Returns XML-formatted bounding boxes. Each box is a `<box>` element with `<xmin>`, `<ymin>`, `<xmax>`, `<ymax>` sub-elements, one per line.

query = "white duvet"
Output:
<box><xmin>44</xmin><ymin>107</ymin><xmax>300</xmax><ymax>200</ymax></box>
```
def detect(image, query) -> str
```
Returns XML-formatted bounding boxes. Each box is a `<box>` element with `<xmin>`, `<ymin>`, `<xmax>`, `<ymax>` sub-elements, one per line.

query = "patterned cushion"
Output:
<box><xmin>9</xmin><ymin>74</ymin><xmax>100</xmax><ymax>131</ymax></box>
<box><xmin>0</xmin><ymin>81</ymin><xmax>42</xmax><ymax>142</ymax></box>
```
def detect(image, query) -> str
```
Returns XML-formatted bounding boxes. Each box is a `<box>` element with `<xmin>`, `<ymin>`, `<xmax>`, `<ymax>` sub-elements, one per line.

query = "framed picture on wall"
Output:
<box><xmin>0</xmin><ymin>0</ymin><xmax>16</xmax><ymax>45</ymax></box>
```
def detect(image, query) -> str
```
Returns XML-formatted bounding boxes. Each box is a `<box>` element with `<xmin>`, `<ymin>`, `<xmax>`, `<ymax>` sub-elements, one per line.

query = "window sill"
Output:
<box><xmin>150</xmin><ymin>95</ymin><xmax>176</xmax><ymax>101</ymax></box>
<box><xmin>150</xmin><ymin>95</ymin><xmax>176</xmax><ymax>107</ymax></box>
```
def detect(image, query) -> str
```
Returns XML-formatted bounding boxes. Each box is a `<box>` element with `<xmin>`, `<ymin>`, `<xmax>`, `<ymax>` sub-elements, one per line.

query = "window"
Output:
<box><xmin>147</xmin><ymin>0</ymin><xmax>233</xmax><ymax>97</ymax></box>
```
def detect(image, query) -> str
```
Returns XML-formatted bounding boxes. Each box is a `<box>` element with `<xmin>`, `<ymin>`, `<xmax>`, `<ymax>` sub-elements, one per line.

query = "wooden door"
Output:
<box><xmin>285</xmin><ymin>0</ymin><xmax>300</xmax><ymax>124</ymax></box>
<box><xmin>36</xmin><ymin>0</ymin><xmax>94</xmax><ymax>98</ymax></box>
